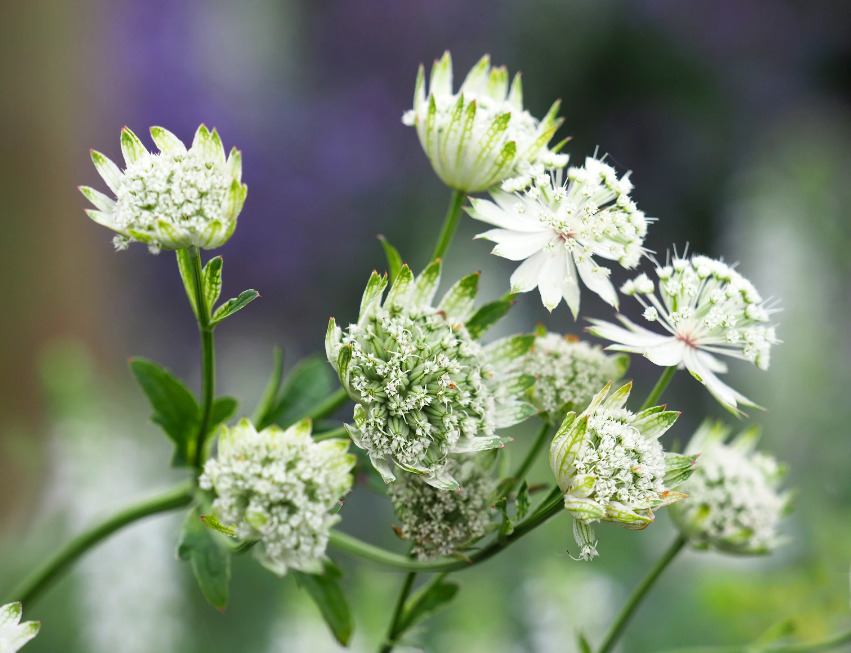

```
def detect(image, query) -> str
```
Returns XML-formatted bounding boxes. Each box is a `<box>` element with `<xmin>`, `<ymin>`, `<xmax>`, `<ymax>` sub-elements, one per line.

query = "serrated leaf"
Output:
<box><xmin>130</xmin><ymin>358</ymin><xmax>200</xmax><ymax>467</ymax></box>
<box><xmin>292</xmin><ymin>560</ymin><xmax>353</xmax><ymax>646</ymax></box>
<box><xmin>269</xmin><ymin>355</ymin><xmax>335</xmax><ymax>428</ymax></box>
<box><xmin>177</xmin><ymin>508</ymin><xmax>231</xmax><ymax>610</ymax></box>
<box><xmin>395</xmin><ymin>577</ymin><xmax>460</xmax><ymax>636</ymax></box>
<box><xmin>465</xmin><ymin>297</ymin><xmax>513</xmax><ymax>339</ymax></box>
<box><xmin>212</xmin><ymin>289</ymin><xmax>259</xmax><ymax>325</ymax></box>
<box><xmin>253</xmin><ymin>347</ymin><xmax>285</xmax><ymax>430</ymax></box>
<box><xmin>378</xmin><ymin>235</ymin><xmax>403</xmax><ymax>283</ymax></box>
<box><xmin>203</xmin><ymin>256</ymin><xmax>223</xmax><ymax>311</ymax></box>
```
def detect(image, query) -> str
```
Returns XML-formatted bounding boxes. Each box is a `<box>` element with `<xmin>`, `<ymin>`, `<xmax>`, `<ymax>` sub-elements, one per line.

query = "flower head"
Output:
<box><xmin>389</xmin><ymin>454</ymin><xmax>497</xmax><ymax>560</ymax></box>
<box><xmin>549</xmin><ymin>382</ymin><xmax>696</xmax><ymax>560</ymax></box>
<box><xmin>671</xmin><ymin>421</ymin><xmax>791</xmax><ymax>554</ymax></box>
<box><xmin>588</xmin><ymin>254</ymin><xmax>780</xmax><ymax>413</ymax></box>
<box><xmin>522</xmin><ymin>329</ymin><xmax>628</xmax><ymax>421</ymax></box>
<box><xmin>402</xmin><ymin>51</ymin><xmax>568</xmax><ymax>192</ymax></box>
<box><xmin>468</xmin><ymin>158</ymin><xmax>649</xmax><ymax>316</ymax></box>
<box><xmin>199</xmin><ymin>418</ymin><xmax>355</xmax><ymax>576</ymax></box>
<box><xmin>326</xmin><ymin>262</ymin><xmax>537</xmax><ymax>490</ymax></box>
<box><xmin>81</xmin><ymin>125</ymin><xmax>247</xmax><ymax>252</ymax></box>
<box><xmin>0</xmin><ymin>602</ymin><xmax>40</xmax><ymax>652</ymax></box>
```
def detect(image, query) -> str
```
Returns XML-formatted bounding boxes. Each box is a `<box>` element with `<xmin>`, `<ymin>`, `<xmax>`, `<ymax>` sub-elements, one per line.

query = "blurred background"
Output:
<box><xmin>1</xmin><ymin>1</ymin><xmax>850</xmax><ymax>651</ymax></box>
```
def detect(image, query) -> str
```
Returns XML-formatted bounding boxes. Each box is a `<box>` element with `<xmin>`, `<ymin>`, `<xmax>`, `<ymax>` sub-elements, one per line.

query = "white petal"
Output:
<box><xmin>561</xmin><ymin>254</ymin><xmax>581</xmax><ymax>318</ymax></box>
<box><xmin>683</xmin><ymin>349</ymin><xmax>760</xmax><ymax>414</ymax></box>
<box><xmin>491</xmin><ymin>231</ymin><xmax>553</xmax><ymax>261</ymax></box>
<box><xmin>510</xmin><ymin>250</ymin><xmax>547</xmax><ymax>293</ymax></box>
<box><xmin>468</xmin><ymin>195</ymin><xmax>541</xmax><ymax>232</ymax></box>
<box><xmin>538</xmin><ymin>249</ymin><xmax>565</xmax><ymax>310</ymax></box>
<box><xmin>575</xmin><ymin>255</ymin><xmax>618</xmax><ymax>308</ymax></box>
<box><xmin>587</xmin><ymin>317</ymin><xmax>672</xmax><ymax>350</ymax></box>
<box><xmin>643</xmin><ymin>339</ymin><xmax>687</xmax><ymax>367</ymax></box>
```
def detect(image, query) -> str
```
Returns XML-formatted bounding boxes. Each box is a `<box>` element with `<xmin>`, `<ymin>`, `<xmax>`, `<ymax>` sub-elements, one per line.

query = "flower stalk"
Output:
<box><xmin>378</xmin><ymin>570</ymin><xmax>418</xmax><ymax>653</ymax></box>
<box><xmin>640</xmin><ymin>365</ymin><xmax>678</xmax><ymax>411</ymax></box>
<box><xmin>431</xmin><ymin>189</ymin><xmax>467</xmax><ymax>262</ymax></box>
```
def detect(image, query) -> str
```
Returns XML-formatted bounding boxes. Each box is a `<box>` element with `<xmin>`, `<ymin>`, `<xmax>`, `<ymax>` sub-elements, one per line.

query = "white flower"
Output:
<box><xmin>588</xmin><ymin>254</ymin><xmax>780</xmax><ymax>414</ymax></box>
<box><xmin>402</xmin><ymin>51</ymin><xmax>568</xmax><ymax>192</ymax></box>
<box><xmin>0</xmin><ymin>602</ymin><xmax>40</xmax><ymax>652</ymax></box>
<box><xmin>326</xmin><ymin>262</ymin><xmax>537</xmax><ymax>490</ymax></box>
<box><xmin>468</xmin><ymin>158</ymin><xmax>649</xmax><ymax>316</ymax></box>
<box><xmin>81</xmin><ymin>125</ymin><xmax>247</xmax><ymax>252</ymax></box>
<box><xmin>549</xmin><ymin>382</ymin><xmax>695</xmax><ymax>560</ymax></box>
<box><xmin>670</xmin><ymin>421</ymin><xmax>791</xmax><ymax>554</ymax></box>
<box><xmin>199</xmin><ymin>418</ymin><xmax>355</xmax><ymax>576</ymax></box>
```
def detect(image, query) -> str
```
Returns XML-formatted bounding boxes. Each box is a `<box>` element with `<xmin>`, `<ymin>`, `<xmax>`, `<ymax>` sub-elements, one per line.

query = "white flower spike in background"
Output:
<box><xmin>0</xmin><ymin>602</ymin><xmax>40</xmax><ymax>652</ymax></box>
<box><xmin>80</xmin><ymin>124</ymin><xmax>247</xmax><ymax>252</ymax></box>
<box><xmin>588</xmin><ymin>254</ymin><xmax>779</xmax><ymax>414</ymax></box>
<box><xmin>402</xmin><ymin>51</ymin><xmax>568</xmax><ymax>192</ymax></box>
<box><xmin>468</xmin><ymin>158</ymin><xmax>649</xmax><ymax>316</ymax></box>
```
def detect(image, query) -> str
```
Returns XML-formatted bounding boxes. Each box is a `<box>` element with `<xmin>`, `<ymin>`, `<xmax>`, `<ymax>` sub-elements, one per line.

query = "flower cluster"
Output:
<box><xmin>200</xmin><ymin>418</ymin><xmax>355</xmax><ymax>576</ymax></box>
<box><xmin>522</xmin><ymin>330</ymin><xmax>628</xmax><ymax>420</ymax></box>
<box><xmin>468</xmin><ymin>158</ymin><xmax>649</xmax><ymax>316</ymax></box>
<box><xmin>326</xmin><ymin>262</ymin><xmax>536</xmax><ymax>490</ymax></box>
<box><xmin>389</xmin><ymin>455</ymin><xmax>497</xmax><ymax>560</ymax></box>
<box><xmin>402</xmin><ymin>52</ymin><xmax>568</xmax><ymax>192</ymax></box>
<box><xmin>589</xmin><ymin>254</ymin><xmax>779</xmax><ymax>413</ymax></box>
<box><xmin>81</xmin><ymin>125</ymin><xmax>247</xmax><ymax>252</ymax></box>
<box><xmin>550</xmin><ymin>382</ymin><xmax>695</xmax><ymax>560</ymax></box>
<box><xmin>671</xmin><ymin>421</ymin><xmax>791</xmax><ymax>554</ymax></box>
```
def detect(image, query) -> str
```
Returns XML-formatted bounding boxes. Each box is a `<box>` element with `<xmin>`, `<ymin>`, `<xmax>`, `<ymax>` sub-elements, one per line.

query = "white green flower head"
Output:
<box><xmin>326</xmin><ymin>261</ymin><xmax>537</xmax><ymax>490</ymax></box>
<box><xmin>588</xmin><ymin>253</ymin><xmax>780</xmax><ymax>414</ymax></box>
<box><xmin>81</xmin><ymin>124</ymin><xmax>247</xmax><ymax>253</ymax></box>
<box><xmin>0</xmin><ymin>602</ymin><xmax>40</xmax><ymax>652</ymax></box>
<box><xmin>523</xmin><ymin>327</ymin><xmax>629</xmax><ymax>421</ymax></box>
<box><xmin>199</xmin><ymin>418</ymin><xmax>355</xmax><ymax>576</ymax></box>
<box><xmin>468</xmin><ymin>158</ymin><xmax>649</xmax><ymax>316</ymax></box>
<box><xmin>549</xmin><ymin>381</ymin><xmax>696</xmax><ymax>560</ymax></box>
<box><xmin>402</xmin><ymin>51</ymin><xmax>568</xmax><ymax>192</ymax></box>
<box><xmin>389</xmin><ymin>454</ymin><xmax>498</xmax><ymax>560</ymax></box>
<box><xmin>671</xmin><ymin>421</ymin><xmax>791</xmax><ymax>555</ymax></box>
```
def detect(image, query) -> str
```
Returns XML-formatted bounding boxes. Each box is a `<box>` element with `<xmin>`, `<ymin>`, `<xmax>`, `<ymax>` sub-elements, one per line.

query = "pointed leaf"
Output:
<box><xmin>396</xmin><ymin>577</ymin><xmax>460</xmax><ymax>637</ymax></box>
<box><xmin>577</xmin><ymin>632</ymin><xmax>593</xmax><ymax>653</ymax></box>
<box><xmin>292</xmin><ymin>560</ymin><xmax>353</xmax><ymax>646</ymax></box>
<box><xmin>177</xmin><ymin>508</ymin><xmax>231</xmax><ymax>610</ymax></box>
<box><xmin>268</xmin><ymin>355</ymin><xmax>335</xmax><ymax>428</ymax></box>
<box><xmin>253</xmin><ymin>347</ymin><xmax>285</xmax><ymax>430</ymax></box>
<box><xmin>465</xmin><ymin>297</ymin><xmax>513</xmax><ymax>339</ymax></box>
<box><xmin>494</xmin><ymin>496</ymin><xmax>514</xmax><ymax>539</ymax></box>
<box><xmin>209</xmin><ymin>396</ymin><xmax>239</xmax><ymax>434</ymax></box>
<box><xmin>203</xmin><ymin>256</ymin><xmax>223</xmax><ymax>311</ymax></box>
<box><xmin>176</xmin><ymin>249</ymin><xmax>199</xmax><ymax>319</ymax></box>
<box><xmin>211</xmin><ymin>289</ymin><xmax>259</xmax><ymax>325</ymax></box>
<box><xmin>378</xmin><ymin>235</ymin><xmax>403</xmax><ymax>283</ymax></box>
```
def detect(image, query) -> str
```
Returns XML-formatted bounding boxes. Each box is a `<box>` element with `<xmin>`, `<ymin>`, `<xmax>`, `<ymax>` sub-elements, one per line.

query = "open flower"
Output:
<box><xmin>81</xmin><ymin>125</ymin><xmax>247</xmax><ymax>252</ymax></box>
<box><xmin>199</xmin><ymin>418</ymin><xmax>355</xmax><ymax>576</ymax></box>
<box><xmin>549</xmin><ymin>382</ymin><xmax>696</xmax><ymax>560</ymax></box>
<box><xmin>670</xmin><ymin>421</ymin><xmax>791</xmax><ymax>554</ymax></box>
<box><xmin>468</xmin><ymin>158</ymin><xmax>649</xmax><ymax>316</ymax></box>
<box><xmin>588</xmin><ymin>254</ymin><xmax>779</xmax><ymax>414</ymax></box>
<box><xmin>0</xmin><ymin>602</ymin><xmax>40</xmax><ymax>652</ymax></box>
<box><xmin>326</xmin><ymin>262</ymin><xmax>537</xmax><ymax>490</ymax></box>
<box><xmin>402</xmin><ymin>51</ymin><xmax>568</xmax><ymax>192</ymax></box>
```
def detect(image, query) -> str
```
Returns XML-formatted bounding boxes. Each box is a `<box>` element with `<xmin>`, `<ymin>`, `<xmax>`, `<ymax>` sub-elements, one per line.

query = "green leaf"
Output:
<box><xmin>516</xmin><ymin>481</ymin><xmax>530</xmax><ymax>520</ymax></box>
<box><xmin>494</xmin><ymin>496</ymin><xmax>514</xmax><ymax>540</ymax></box>
<box><xmin>211</xmin><ymin>289</ymin><xmax>260</xmax><ymax>325</ymax></box>
<box><xmin>269</xmin><ymin>355</ymin><xmax>335</xmax><ymax>428</ymax></box>
<box><xmin>177</xmin><ymin>508</ymin><xmax>231</xmax><ymax>610</ymax></box>
<box><xmin>201</xmin><ymin>513</ymin><xmax>236</xmax><ymax>538</ymax></box>
<box><xmin>292</xmin><ymin>560</ymin><xmax>353</xmax><ymax>646</ymax></box>
<box><xmin>175</xmin><ymin>249</ymin><xmax>199</xmax><ymax>320</ymax></box>
<box><xmin>577</xmin><ymin>632</ymin><xmax>593</xmax><ymax>653</ymax></box>
<box><xmin>378</xmin><ymin>235</ymin><xmax>403</xmax><ymax>283</ymax></box>
<box><xmin>209</xmin><ymin>396</ymin><xmax>239</xmax><ymax>434</ymax></box>
<box><xmin>253</xmin><ymin>347</ymin><xmax>285</xmax><ymax>430</ymax></box>
<box><xmin>396</xmin><ymin>576</ymin><xmax>460</xmax><ymax>636</ymax></box>
<box><xmin>465</xmin><ymin>297</ymin><xmax>513</xmax><ymax>339</ymax></box>
<box><xmin>130</xmin><ymin>358</ymin><xmax>200</xmax><ymax>467</ymax></box>
<box><xmin>203</xmin><ymin>256</ymin><xmax>223</xmax><ymax>311</ymax></box>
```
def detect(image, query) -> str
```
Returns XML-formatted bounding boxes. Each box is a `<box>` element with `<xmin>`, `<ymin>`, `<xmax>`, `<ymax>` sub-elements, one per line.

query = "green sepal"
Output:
<box><xmin>177</xmin><ymin>507</ymin><xmax>231</xmax><ymax>611</ymax></box>
<box><xmin>632</xmin><ymin>409</ymin><xmax>680</xmax><ymax>440</ymax></box>
<box><xmin>252</xmin><ymin>347</ymin><xmax>285</xmax><ymax>430</ymax></box>
<box><xmin>484</xmin><ymin>333</ymin><xmax>535</xmax><ymax>366</ymax></box>
<box><xmin>176</xmin><ymin>249</ymin><xmax>199</xmax><ymax>320</ymax></box>
<box><xmin>267</xmin><ymin>355</ymin><xmax>335</xmax><ymax>429</ymax></box>
<box><xmin>465</xmin><ymin>296</ymin><xmax>513</xmax><ymax>340</ymax></box>
<box><xmin>211</xmin><ymin>289</ymin><xmax>259</xmax><ymax>326</ymax></box>
<box><xmin>378</xmin><ymin>235</ymin><xmax>403</xmax><ymax>283</ymax></box>
<box><xmin>202</xmin><ymin>256</ymin><xmax>223</xmax><ymax>311</ymax></box>
<box><xmin>201</xmin><ymin>513</ymin><xmax>236</xmax><ymax>538</ymax></box>
<box><xmin>663</xmin><ymin>453</ymin><xmax>698</xmax><ymax>487</ymax></box>
<box><xmin>358</xmin><ymin>270</ymin><xmax>388</xmax><ymax>323</ymax></box>
<box><xmin>411</xmin><ymin>260</ymin><xmax>442</xmax><ymax>306</ymax></box>
<box><xmin>385</xmin><ymin>264</ymin><xmax>414</xmax><ymax>308</ymax></box>
<box><xmin>395</xmin><ymin>576</ymin><xmax>460</xmax><ymax>637</ymax></box>
<box><xmin>120</xmin><ymin>127</ymin><xmax>147</xmax><ymax>166</ymax></box>
<box><xmin>438</xmin><ymin>272</ymin><xmax>480</xmax><ymax>323</ymax></box>
<box><xmin>292</xmin><ymin>560</ymin><xmax>354</xmax><ymax>646</ymax></box>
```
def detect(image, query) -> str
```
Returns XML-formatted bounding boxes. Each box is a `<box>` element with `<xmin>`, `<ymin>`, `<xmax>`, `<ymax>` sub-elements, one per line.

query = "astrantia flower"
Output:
<box><xmin>588</xmin><ymin>254</ymin><xmax>779</xmax><ymax>413</ymax></box>
<box><xmin>671</xmin><ymin>421</ymin><xmax>791</xmax><ymax>554</ymax></box>
<box><xmin>0</xmin><ymin>602</ymin><xmax>40</xmax><ymax>652</ymax></box>
<box><xmin>81</xmin><ymin>125</ymin><xmax>247</xmax><ymax>252</ymax></box>
<box><xmin>522</xmin><ymin>329</ymin><xmax>628</xmax><ymax>421</ymax></box>
<box><xmin>199</xmin><ymin>418</ymin><xmax>355</xmax><ymax>576</ymax></box>
<box><xmin>326</xmin><ymin>262</ymin><xmax>537</xmax><ymax>490</ymax></box>
<box><xmin>402</xmin><ymin>51</ymin><xmax>568</xmax><ymax>192</ymax></box>
<box><xmin>468</xmin><ymin>158</ymin><xmax>649</xmax><ymax>316</ymax></box>
<box><xmin>389</xmin><ymin>454</ymin><xmax>497</xmax><ymax>560</ymax></box>
<box><xmin>549</xmin><ymin>382</ymin><xmax>696</xmax><ymax>560</ymax></box>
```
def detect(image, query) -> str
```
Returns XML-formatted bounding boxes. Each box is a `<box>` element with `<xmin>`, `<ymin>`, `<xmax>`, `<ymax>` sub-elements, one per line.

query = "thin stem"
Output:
<box><xmin>500</xmin><ymin>421</ymin><xmax>552</xmax><ymax>500</ymax></box>
<box><xmin>596</xmin><ymin>535</ymin><xmax>686</xmax><ymax>653</ymax></box>
<box><xmin>303</xmin><ymin>387</ymin><xmax>349</xmax><ymax>423</ymax></box>
<box><xmin>6</xmin><ymin>482</ymin><xmax>194</xmax><ymax>606</ymax></box>
<box><xmin>313</xmin><ymin>426</ymin><xmax>348</xmax><ymax>441</ymax></box>
<box><xmin>378</xmin><ymin>571</ymin><xmax>417</xmax><ymax>653</ymax></box>
<box><xmin>660</xmin><ymin>627</ymin><xmax>851</xmax><ymax>653</ymax></box>
<box><xmin>431</xmin><ymin>190</ymin><xmax>467</xmax><ymax>262</ymax></box>
<box><xmin>187</xmin><ymin>246</ymin><xmax>216</xmax><ymax>470</ymax></box>
<box><xmin>640</xmin><ymin>365</ymin><xmax>678</xmax><ymax>411</ymax></box>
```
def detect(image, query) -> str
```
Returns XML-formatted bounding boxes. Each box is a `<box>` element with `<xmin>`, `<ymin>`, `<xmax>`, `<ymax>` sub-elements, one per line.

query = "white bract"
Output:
<box><xmin>402</xmin><ymin>51</ymin><xmax>568</xmax><ymax>192</ymax></box>
<box><xmin>522</xmin><ymin>330</ymin><xmax>628</xmax><ymax>420</ymax></box>
<box><xmin>326</xmin><ymin>262</ymin><xmax>537</xmax><ymax>490</ymax></box>
<box><xmin>549</xmin><ymin>382</ymin><xmax>695</xmax><ymax>560</ymax></box>
<box><xmin>671</xmin><ymin>421</ymin><xmax>791</xmax><ymax>554</ymax></box>
<box><xmin>81</xmin><ymin>125</ymin><xmax>247</xmax><ymax>252</ymax></box>
<box><xmin>199</xmin><ymin>418</ymin><xmax>355</xmax><ymax>576</ymax></box>
<box><xmin>0</xmin><ymin>602</ymin><xmax>40</xmax><ymax>652</ymax></box>
<box><xmin>588</xmin><ymin>254</ymin><xmax>779</xmax><ymax>413</ymax></box>
<box><xmin>468</xmin><ymin>158</ymin><xmax>649</xmax><ymax>316</ymax></box>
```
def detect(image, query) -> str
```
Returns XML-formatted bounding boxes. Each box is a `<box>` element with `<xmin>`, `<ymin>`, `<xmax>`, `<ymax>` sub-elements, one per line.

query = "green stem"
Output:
<box><xmin>187</xmin><ymin>246</ymin><xmax>216</xmax><ymax>470</ymax></box>
<box><xmin>329</xmin><ymin>487</ymin><xmax>564</xmax><ymax>573</ymax></box>
<box><xmin>640</xmin><ymin>365</ymin><xmax>678</xmax><ymax>411</ymax></box>
<box><xmin>5</xmin><ymin>482</ymin><xmax>194</xmax><ymax>606</ymax></box>
<box><xmin>660</xmin><ymin>627</ymin><xmax>851</xmax><ymax>653</ymax></box>
<box><xmin>431</xmin><ymin>190</ymin><xmax>467</xmax><ymax>262</ymax></box>
<box><xmin>500</xmin><ymin>421</ymin><xmax>552</xmax><ymax>500</ymax></box>
<box><xmin>378</xmin><ymin>571</ymin><xmax>417</xmax><ymax>653</ymax></box>
<box><xmin>303</xmin><ymin>387</ymin><xmax>349</xmax><ymax>423</ymax></box>
<box><xmin>313</xmin><ymin>426</ymin><xmax>348</xmax><ymax>441</ymax></box>
<box><xmin>596</xmin><ymin>535</ymin><xmax>686</xmax><ymax>653</ymax></box>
